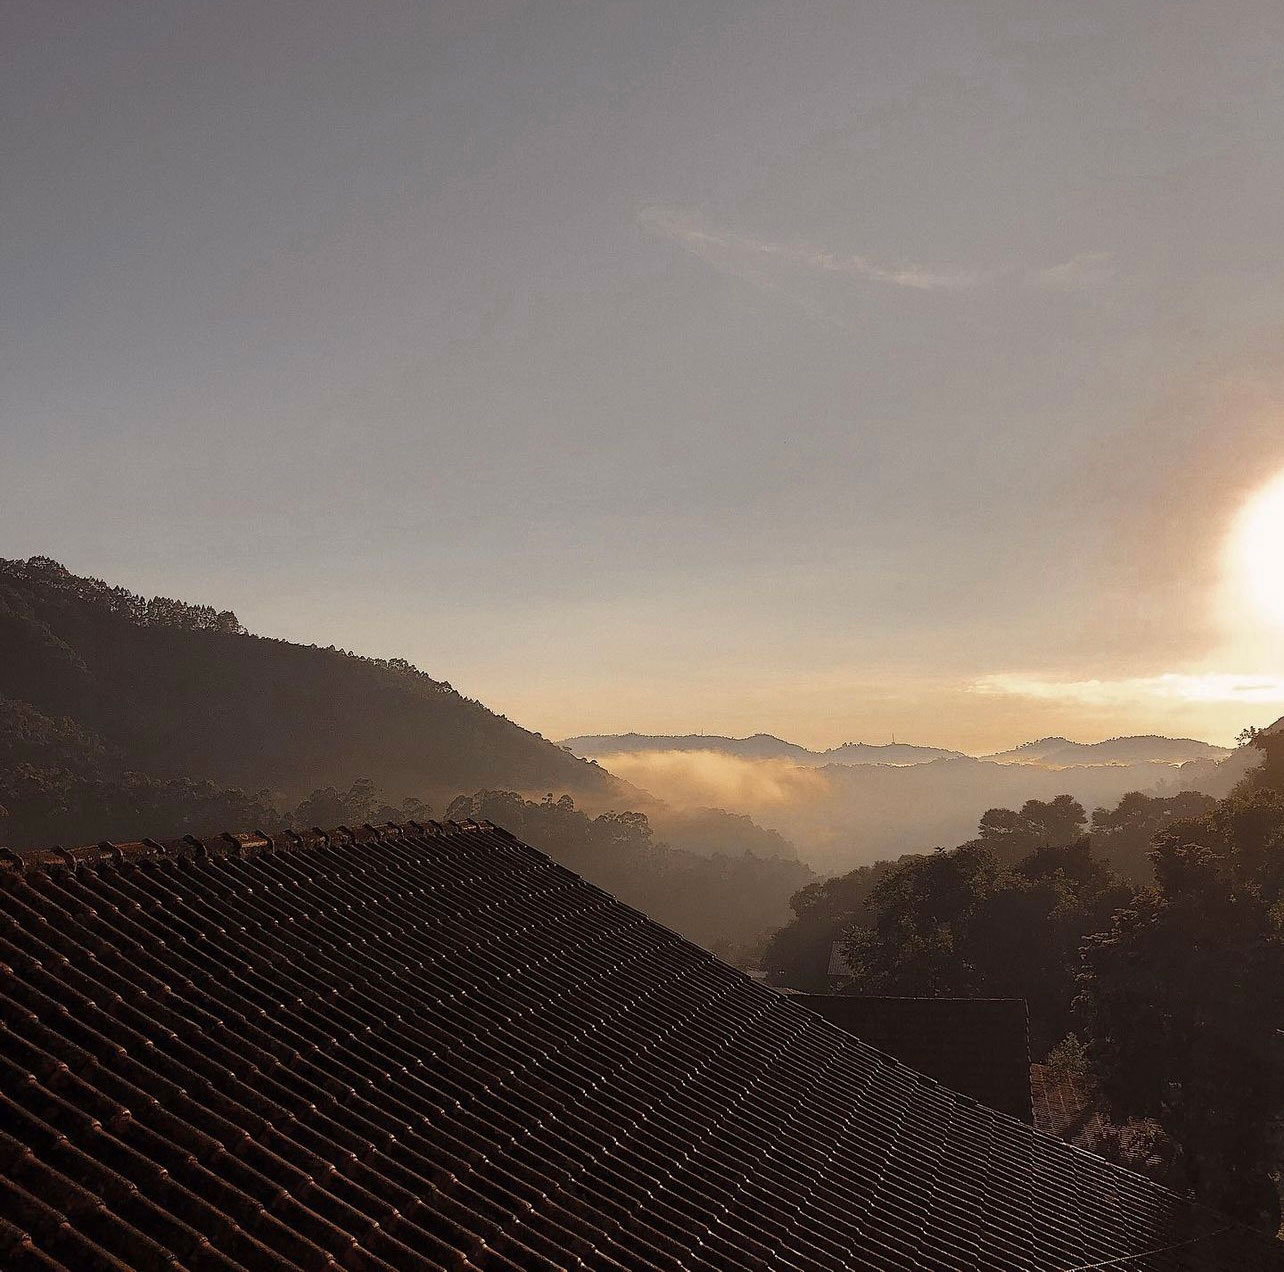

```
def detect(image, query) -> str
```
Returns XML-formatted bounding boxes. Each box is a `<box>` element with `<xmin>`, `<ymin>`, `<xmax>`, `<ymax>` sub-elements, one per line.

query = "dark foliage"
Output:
<box><xmin>1078</xmin><ymin>777</ymin><xmax>1284</xmax><ymax>1228</ymax></box>
<box><xmin>0</xmin><ymin>762</ymin><xmax>281</xmax><ymax>849</ymax></box>
<box><xmin>844</xmin><ymin>834</ymin><xmax>1128</xmax><ymax>1056</ymax></box>
<box><xmin>974</xmin><ymin>794</ymin><xmax>1087</xmax><ymax>865</ymax></box>
<box><xmin>783</xmin><ymin>793</ymin><xmax>1130</xmax><ymax>1057</ymax></box>
<box><xmin>1235</xmin><ymin>723</ymin><xmax>1284</xmax><ymax>797</ymax></box>
<box><xmin>0</xmin><ymin>695</ymin><xmax>106</xmax><ymax>773</ymax></box>
<box><xmin>759</xmin><ymin>857</ymin><xmax>905</xmax><ymax>991</ymax></box>
<box><xmin>290</xmin><ymin>776</ymin><xmax>433</xmax><ymax>830</ymax></box>
<box><xmin>1088</xmin><ymin>790</ymin><xmax>1217</xmax><ymax>886</ymax></box>
<box><xmin>762</xmin><ymin>795</ymin><xmax>1119</xmax><ymax>1042</ymax></box>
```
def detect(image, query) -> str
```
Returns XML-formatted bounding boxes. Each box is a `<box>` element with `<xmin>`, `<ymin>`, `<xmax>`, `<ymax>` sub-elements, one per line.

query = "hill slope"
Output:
<box><xmin>0</xmin><ymin>556</ymin><xmax>626</xmax><ymax>806</ymax></box>
<box><xmin>0</xmin><ymin>557</ymin><xmax>811</xmax><ymax>954</ymax></box>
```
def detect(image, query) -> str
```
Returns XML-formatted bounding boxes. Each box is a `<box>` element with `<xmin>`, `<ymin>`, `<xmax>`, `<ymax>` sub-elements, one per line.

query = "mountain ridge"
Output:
<box><xmin>980</xmin><ymin>734</ymin><xmax>1231</xmax><ymax>767</ymax></box>
<box><xmin>561</xmin><ymin>730</ymin><xmax>1228</xmax><ymax>769</ymax></box>
<box><xmin>560</xmin><ymin>732</ymin><xmax>966</xmax><ymax>766</ymax></box>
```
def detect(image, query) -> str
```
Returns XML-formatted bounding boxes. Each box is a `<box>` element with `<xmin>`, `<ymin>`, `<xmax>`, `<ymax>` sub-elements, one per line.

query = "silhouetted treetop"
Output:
<box><xmin>1</xmin><ymin>555</ymin><xmax>245</xmax><ymax>633</ymax></box>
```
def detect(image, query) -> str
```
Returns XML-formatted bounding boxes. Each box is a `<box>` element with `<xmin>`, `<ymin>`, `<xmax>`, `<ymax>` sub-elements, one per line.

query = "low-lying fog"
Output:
<box><xmin>586</xmin><ymin>740</ymin><xmax>1250</xmax><ymax>873</ymax></box>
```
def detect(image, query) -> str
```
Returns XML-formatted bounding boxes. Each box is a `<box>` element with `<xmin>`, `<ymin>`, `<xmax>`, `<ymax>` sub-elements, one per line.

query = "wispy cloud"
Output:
<box><xmin>641</xmin><ymin>207</ymin><xmax>1113</xmax><ymax>305</ymax></box>
<box><xmin>973</xmin><ymin>671</ymin><xmax>1284</xmax><ymax>707</ymax></box>
<box><xmin>1027</xmin><ymin>250</ymin><xmax>1115</xmax><ymax>291</ymax></box>
<box><xmin>639</xmin><ymin>206</ymin><xmax>983</xmax><ymax>293</ymax></box>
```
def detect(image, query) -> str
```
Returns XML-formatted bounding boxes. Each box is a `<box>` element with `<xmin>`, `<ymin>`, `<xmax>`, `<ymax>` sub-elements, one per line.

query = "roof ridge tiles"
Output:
<box><xmin>0</xmin><ymin>821</ymin><xmax>505</xmax><ymax>878</ymax></box>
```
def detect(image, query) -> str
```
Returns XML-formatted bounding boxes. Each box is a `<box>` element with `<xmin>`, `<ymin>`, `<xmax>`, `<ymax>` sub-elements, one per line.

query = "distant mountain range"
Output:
<box><xmin>980</xmin><ymin>735</ymin><xmax>1232</xmax><ymax>767</ymax></box>
<box><xmin>560</xmin><ymin>731</ymin><xmax>1229</xmax><ymax>769</ymax></box>
<box><xmin>560</xmin><ymin>732</ymin><xmax>966</xmax><ymax>766</ymax></box>
<box><xmin>560</xmin><ymin>733</ymin><xmax>821</xmax><ymax>762</ymax></box>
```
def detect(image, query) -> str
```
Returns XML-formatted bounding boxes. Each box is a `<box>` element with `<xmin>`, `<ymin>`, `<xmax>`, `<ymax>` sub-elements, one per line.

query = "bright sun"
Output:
<box><xmin>1230</xmin><ymin>470</ymin><xmax>1284</xmax><ymax>630</ymax></box>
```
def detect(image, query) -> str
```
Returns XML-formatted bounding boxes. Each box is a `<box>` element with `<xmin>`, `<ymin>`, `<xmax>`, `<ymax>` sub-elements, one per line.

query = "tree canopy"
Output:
<box><xmin>843</xmin><ymin>833</ymin><xmax>1127</xmax><ymax>1055</ymax></box>
<box><xmin>1078</xmin><ymin>777</ymin><xmax>1284</xmax><ymax>1227</ymax></box>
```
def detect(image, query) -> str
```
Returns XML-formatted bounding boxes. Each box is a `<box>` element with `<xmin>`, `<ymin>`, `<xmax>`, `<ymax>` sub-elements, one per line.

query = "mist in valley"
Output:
<box><xmin>587</xmin><ymin>738</ymin><xmax>1251</xmax><ymax>872</ymax></box>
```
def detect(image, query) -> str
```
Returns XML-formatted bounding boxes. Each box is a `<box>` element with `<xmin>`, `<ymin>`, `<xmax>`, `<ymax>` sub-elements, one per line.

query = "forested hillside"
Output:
<box><xmin>0</xmin><ymin>556</ymin><xmax>625</xmax><ymax>806</ymax></box>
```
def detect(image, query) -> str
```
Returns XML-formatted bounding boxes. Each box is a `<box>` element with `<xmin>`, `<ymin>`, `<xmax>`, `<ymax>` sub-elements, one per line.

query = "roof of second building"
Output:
<box><xmin>791</xmin><ymin>993</ymin><xmax>1033</xmax><ymax>1122</ymax></box>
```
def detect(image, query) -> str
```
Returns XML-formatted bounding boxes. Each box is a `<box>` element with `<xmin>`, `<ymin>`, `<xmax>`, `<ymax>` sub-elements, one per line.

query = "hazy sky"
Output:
<box><xmin>6</xmin><ymin>1</ymin><xmax>1284</xmax><ymax>750</ymax></box>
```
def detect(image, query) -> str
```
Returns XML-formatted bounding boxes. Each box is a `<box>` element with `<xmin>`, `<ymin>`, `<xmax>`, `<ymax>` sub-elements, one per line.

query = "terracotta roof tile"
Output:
<box><xmin>0</xmin><ymin>821</ymin><xmax>1279</xmax><ymax>1270</ymax></box>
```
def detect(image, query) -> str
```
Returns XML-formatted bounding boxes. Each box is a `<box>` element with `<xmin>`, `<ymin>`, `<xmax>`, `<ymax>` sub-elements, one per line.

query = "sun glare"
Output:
<box><xmin>1230</xmin><ymin>471</ymin><xmax>1284</xmax><ymax>630</ymax></box>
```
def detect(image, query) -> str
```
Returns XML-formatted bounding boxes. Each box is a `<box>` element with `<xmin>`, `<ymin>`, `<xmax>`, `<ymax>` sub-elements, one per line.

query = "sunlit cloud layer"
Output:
<box><xmin>974</xmin><ymin>672</ymin><xmax>1284</xmax><ymax>708</ymax></box>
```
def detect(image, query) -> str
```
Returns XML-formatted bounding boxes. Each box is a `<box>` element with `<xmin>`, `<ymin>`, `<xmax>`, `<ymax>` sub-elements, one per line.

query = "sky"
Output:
<box><xmin>5</xmin><ymin>0</ymin><xmax>1284</xmax><ymax>751</ymax></box>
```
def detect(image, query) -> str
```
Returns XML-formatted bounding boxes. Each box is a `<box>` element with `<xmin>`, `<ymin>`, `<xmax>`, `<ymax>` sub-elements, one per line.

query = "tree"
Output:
<box><xmin>289</xmin><ymin>779</ymin><xmax>431</xmax><ymax>830</ymax></box>
<box><xmin>1088</xmin><ymin>790</ymin><xmax>1216</xmax><ymax>886</ymax></box>
<box><xmin>292</xmin><ymin>779</ymin><xmax>378</xmax><ymax>829</ymax></box>
<box><xmin>845</xmin><ymin>842</ymin><xmax>1002</xmax><ymax>998</ymax></box>
<box><xmin>760</xmin><ymin>858</ymin><xmax>902</xmax><ymax>991</ymax></box>
<box><xmin>1078</xmin><ymin>788</ymin><xmax>1284</xmax><ymax>1227</ymax></box>
<box><xmin>968</xmin><ymin>839</ymin><xmax>1128</xmax><ymax>1053</ymax></box>
<box><xmin>977</xmin><ymin>795</ymin><xmax>1086</xmax><ymax>865</ymax></box>
<box><xmin>1020</xmin><ymin>794</ymin><xmax>1089</xmax><ymax>847</ymax></box>
<box><xmin>1234</xmin><ymin>722</ymin><xmax>1284</xmax><ymax>797</ymax></box>
<box><xmin>373</xmin><ymin>795</ymin><xmax>433</xmax><ymax>825</ymax></box>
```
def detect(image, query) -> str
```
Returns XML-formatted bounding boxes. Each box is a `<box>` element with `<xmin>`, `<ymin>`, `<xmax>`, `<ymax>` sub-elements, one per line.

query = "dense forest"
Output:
<box><xmin>0</xmin><ymin>556</ymin><xmax>811</xmax><ymax>951</ymax></box>
<box><xmin>763</xmin><ymin>727</ymin><xmax>1284</xmax><ymax>1229</ymax></box>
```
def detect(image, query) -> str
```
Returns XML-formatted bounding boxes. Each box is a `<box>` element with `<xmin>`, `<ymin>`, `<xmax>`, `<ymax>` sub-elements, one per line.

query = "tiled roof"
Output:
<box><xmin>1</xmin><ymin>821</ymin><xmax>1281</xmax><ymax>1271</ymax></box>
<box><xmin>790</xmin><ymin>995</ymin><xmax>1033</xmax><ymax>1123</ymax></box>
